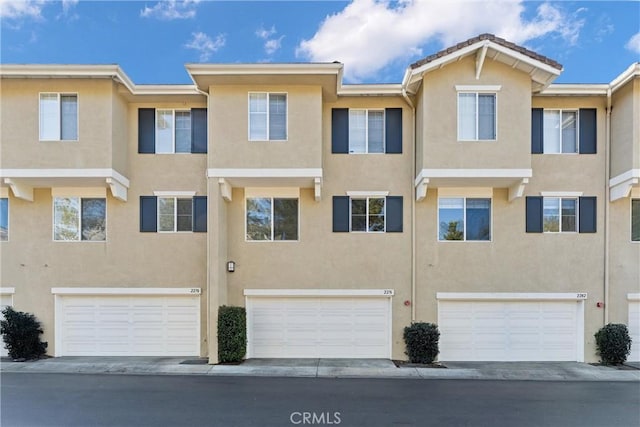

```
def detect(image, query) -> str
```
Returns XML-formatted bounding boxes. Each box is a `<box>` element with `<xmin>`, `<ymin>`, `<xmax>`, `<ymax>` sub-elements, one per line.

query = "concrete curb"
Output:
<box><xmin>2</xmin><ymin>359</ymin><xmax>639</xmax><ymax>381</ymax></box>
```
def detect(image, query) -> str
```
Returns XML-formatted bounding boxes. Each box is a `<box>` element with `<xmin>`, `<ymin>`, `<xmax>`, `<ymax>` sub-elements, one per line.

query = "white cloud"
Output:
<box><xmin>256</xmin><ymin>25</ymin><xmax>284</xmax><ymax>55</ymax></box>
<box><xmin>626</xmin><ymin>32</ymin><xmax>640</xmax><ymax>54</ymax></box>
<box><xmin>296</xmin><ymin>0</ymin><xmax>586</xmax><ymax>82</ymax></box>
<box><xmin>256</xmin><ymin>25</ymin><xmax>276</xmax><ymax>40</ymax></box>
<box><xmin>185</xmin><ymin>31</ymin><xmax>225</xmax><ymax>61</ymax></box>
<box><xmin>0</xmin><ymin>0</ymin><xmax>45</xmax><ymax>20</ymax></box>
<box><xmin>58</xmin><ymin>0</ymin><xmax>79</xmax><ymax>21</ymax></box>
<box><xmin>141</xmin><ymin>0</ymin><xmax>200</xmax><ymax>20</ymax></box>
<box><xmin>264</xmin><ymin>36</ymin><xmax>284</xmax><ymax>55</ymax></box>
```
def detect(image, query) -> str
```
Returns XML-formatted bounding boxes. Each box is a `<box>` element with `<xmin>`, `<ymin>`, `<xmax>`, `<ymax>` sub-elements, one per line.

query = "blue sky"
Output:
<box><xmin>1</xmin><ymin>1</ymin><xmax>639</xmax><ymax>85</ymax></box>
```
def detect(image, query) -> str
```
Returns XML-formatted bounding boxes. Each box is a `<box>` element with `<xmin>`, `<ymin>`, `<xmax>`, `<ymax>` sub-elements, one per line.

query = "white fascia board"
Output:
<box><xmin>610</xmin><ymin>63</ymin><xmax>640</xmax><ymax>93</ymax></box>
<box><xmin>610</xmin><ymin>169</ymin><xmax>640</xmax><ymax>187</ymax></box>
<box><xmin>244</xmin><ymin>289</ymin><xmax>395</xmax><ymax>297</ymax></box>
<box><xmin>129</xmin><ymin>85</ymin><xmax>201</xmax><ymax>96</ymax></box>
<box><xmin>338</xmin><ymin>84</ymin><xmax>403</xmax><ymax>96</ymax></box>
<box><xmin>416</xmin><ymin>168</ymin><xmax>532</xmax><ymax>182</ymax></box>
<box><xmin>51</xmin><ymin>287</ymin><xmax>201</xmax><ymax>295</ymax></box>
<box><xmin>208</xmin><ymin>168</ymin><xmax>322</xmax><ymax>179</ymax></box>
<box><xmin>540</xmin><ymin>84</ymin><xmax>609</xmax><ymax>96</ymax></box>
<box><xmin>0</xmin><ymin>168</ymin><xmax>130</xmax><ymax>187</ymax></box>
<box><xmin>186</xmin><ymin>63</ymin><xmax>343</xmax><ymax>76</ymax></box>
<box><xmin>409</xmin><ymin>42</ymin><xmax>485</xmax><ymax>77</ymax></box>
<box><xmin>437</xmin><ymin>292</ymin><xmax>588</xmax><ymax>301</ymax></box>
<box><xmin>628</xmin><ymin>293</ymin><xmax>640</xmax><ymax>301</ymax></box>
<box><xmin>489</xmin><ymin>43</ymin><xmax>563</xmax><ymax>77</ymax></box>
<box><xmin>0</xmin><ymin>288</ymin><xmax>16</xmax><ymax>295</ymax></box>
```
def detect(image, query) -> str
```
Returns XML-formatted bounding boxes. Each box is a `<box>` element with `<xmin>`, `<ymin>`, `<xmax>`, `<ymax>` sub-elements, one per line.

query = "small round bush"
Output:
<box><xmin>403</xmin><ymin>322</ymin><xmax>440</xmax><ymax>364</ymax></box>
<box><xmin>594</xmin><ymin>323</ymin><xmax>631</xmax><ymax>365</ymax></box>
<box><xmin>0</xmin><ymin>307</ymin><xmax>48</xmax><ymax>360</ymax></box>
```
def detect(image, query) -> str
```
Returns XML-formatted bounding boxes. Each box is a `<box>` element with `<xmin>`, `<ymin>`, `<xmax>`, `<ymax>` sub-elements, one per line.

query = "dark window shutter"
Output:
<box><xmin>140</xmin><ymin>196</ymin><xmax>157</xmax><ymax>232</ymax></box>
<box><xmin>579</xmin><ymin>196</ymin><xmax>597</xmax><ymax>233</ymax></box>
<box><xmin>579</xmin><ymin>108</ymin><xmax>597</xmax><ymax>154</ymax></box>
<box><xmin>138</xmin><ymin>108</ymin><xmax>156</xmax><ymax>154</ymax></box>
<box><xmin>332</xmin><ymin>196</ymin><xmax>350</xmax><ymax>232</ymax></box>
<box><xmin>385</xmin><ymin>108</ymin><xmax>402</xmax><ymax>154</ymax></box>
<box><xmin>525</xmin><ymin>196</ymin><xmax>543</xmax><ymax>233</ymax></box>
<box><xmin>386</xmin><ymin>196</ymin><xmax>403</xmax><ymax>232</ymax></box>
<box><xmin>192</xmin><ymin>196</ymin><xmax>207</xmax><ymax>232</ymax></box>
<box><xmin>531</xmin><ymin>108</ymin><xmax>543</xmax><ymax>154</ymax></box>
<box><xmin>331</xmin><ymin>108</ymin><xmax>349</xmax><ymax>154</ymax></box>
<box><xmin>191</xmin><ymin>108</ymin><xmax>207</xmax><ymax>154</ymax></box>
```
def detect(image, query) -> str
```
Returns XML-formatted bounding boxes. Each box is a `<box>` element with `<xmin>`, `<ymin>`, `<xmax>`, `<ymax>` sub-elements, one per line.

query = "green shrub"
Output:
<box><xmin>594</xmin><ymin>323</ymin><xmax>631</xmax><ymax>365</ymax></box>
<box><xmin>0</xmin><ymin>307</ymin><xmax>48</xmax><ymax>360</ymax></box>
<box><xmin>218</xmin><ymin>305</ymin><xmax>246</xmax><ymax>363</ymax></box>
<box><xmin>403</xmin><ymin>322</ymin><xmax>439</xmax><ymax>364</ymax></box>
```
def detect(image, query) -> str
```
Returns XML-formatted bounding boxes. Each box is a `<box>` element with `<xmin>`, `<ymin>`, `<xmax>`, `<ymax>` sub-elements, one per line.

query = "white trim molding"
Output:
<box><xmin>610</xmin><ymin>169</ymin><xmax>640</xmax><ymax>201</ymax></box>
<box><xmin>51</xmin><ymin>287</ymin><xmax>201</xmax><ymax>295</ymax></box>
<box><xmin>540</xmin><ymin>191</ymin><xmax>584</xmax><ymax>197</ymax></box>
<box><xmin>0</xmin><ymin>287</ymin><xmax>16</xmax><ymax>295</ymax></box>
<box><xmin>627</xmin><ymin>293</ymin><xmax>640</xmax><ymax>301</ymax></box>
<box><xmin>346</xmin><ymin>191</ymin><xmax>390</xmax><ymax>197</ymax></box>
<box><xmin>153</xmin><ymin>191</ymin><xmax>197</xmax><ymax>197</ymax></box>
<box><xmin>436</xmin><ymin>292</ymin><xmax>588</xmax><ymax>301</ymax></box>
<box><xmin>244</xmin><ymin>289</ymin><xmax>395</xmax><ymax>297</ymax></box>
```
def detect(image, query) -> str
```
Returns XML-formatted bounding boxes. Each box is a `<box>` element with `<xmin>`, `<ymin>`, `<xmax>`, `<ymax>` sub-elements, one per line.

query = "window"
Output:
<box><xmin>249</xmin><ymin>93</ymin><xmax>287</xmax><ymax>141</ymax></box>
<box><xmin>246</xmin><ymin>197</ymin><xmax>298</xmax><ymax>241</ymax></box>
<box><xmin>526</xmin><ymin>196</ymin><xmax>596</xmax><ymax>233</ymax></box>
<box><xmin>0</xmin><ymin>198</ymin><xmax>7</xmax><ymax>241</ymax></box>
<box><xmin>138</xmin><ymin>108</ymin><xmax>207</xmax><ymax>154</ymax></box>
<box><xmin>632</xmin><ymin>199</ymin><xmax>640</xmax><ymax>242</ymax></box>
<box><xmin>543</xmin><ymin>197</ymin><xmax>577</xmax><ymax>232</ymax></box>
<box><xmin>351</xmin><ymin>197</ymin><xmax>385</xmax><ymax>232</ymax></box>
<box><xmin>332</xmin><ymin>108</ymin><xmax>402</xmax><ymax>154</ymax></box>
<box><xmin>158</xmin><ymin>197</ymin><xmax>193</xmax><ymax>232</ymax></box>
<box><xmin>348</xmin><ymin>110</ymin><xmax>384</xmax><ymax>153</ymax></box>
<box><xmin>156</xmin><ymin>110</ymin><xmax>192</xmax><ymax>153</ymax></box>
<box><xmin>40</xmin><ymin>93</ymin><xmax>78</xmax><ymax>141</ymax></box>
<box><xmin>458</xmin><ymin>93</ymin><xmax>496</xmax><ymax>140</ymax></box>
<box><xmin>438</xmin><ymin>198</ymin><xmax>491</xmax><ymax>241</ymax></box>
<box><xmin>139</xmin><ymin>195</ymin><xmax>207</xmax><ymax>233</ymax></box>
<box><xmin>332</xmin><ymin>195</ymin><xmax>403</xmax><ymax>233</ymax></box>
<box><xmin>531</xmin><ymin>108</ymin><xmax>596</xmax><ymax>154</ymax></box>
<box><xmin>543</xmin><ymin>110</ymin><xmax>577</xmax><ymax>154</ymax></box>
<box><xmin>53</xmin><ymin>197</ymin><xmax>106</xmax><ymax>241</ymax></box>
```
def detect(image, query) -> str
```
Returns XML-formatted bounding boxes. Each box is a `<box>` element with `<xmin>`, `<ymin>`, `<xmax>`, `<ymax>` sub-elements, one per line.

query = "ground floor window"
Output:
<box><xmin>54</xmin><ymin>197</ymin><xmax>106</xmax><ymax>241</ymax></box>
<box><xmin>246</xmin><ymin>197</ymin><xmax>298</xmax><ymax>241</ymax></box>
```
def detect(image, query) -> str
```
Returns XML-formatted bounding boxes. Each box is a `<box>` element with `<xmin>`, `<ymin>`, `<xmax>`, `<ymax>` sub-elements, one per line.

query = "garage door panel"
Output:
<box><xmin>58</xmin><ymin>295</ymin><xmax>199</xmax><ymax>356</ymax></box>
<box><xmin>629</xmin><ymin>301</ymin><xmax>640</xmax><ymax>362</ymax></box>
<box><xmin>440</xmin><ymin>299</ymin><xmax>581</xmax><ymax>361</ymax></box>
<box><xmin>248</xmin><ymin>296</ymin><xmax>390</xmax><ymax>358</ymax></box>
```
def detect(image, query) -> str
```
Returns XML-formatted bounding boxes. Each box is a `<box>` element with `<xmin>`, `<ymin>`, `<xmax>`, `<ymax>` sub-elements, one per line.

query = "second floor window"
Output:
<box><xmin>54</xmin><ymin>197</ymin><xmax>106</xmax><ymax>241</ymax></box>
<box><xmin>246</xmin><ymin>197</ymin><xmax>298</xmax><ymax>241</ymax></box>
<box><xmin>543</xmin><ymin>197</ymin><xmax>577</xmax><ymax>233</ymax></box>
<box><xmin>632</xmin><ymin>199</ymin><xmax>640</xmax><ymax>242</ymax></box>
<box><xmin>458</xmin><ymin>92</ymin><xmax>496</xmax><ymax>141</ymax></box>
<box><xmin>156</xmin><ymin>110</ymin><xmax>191</xmax><ymax>153</ymax></box>
<box><xmin>40</xmin><ymin>93</ymin><xmax>78</xmax><ymax>141</ymax></box>
<box><xmin>543</xmin><ymin>110</ymin><xmax>577</xmax><ymax>154</ymax></box>
<box><xmin>439</xmin><ymin>197</ymin><xmax>491</xmax><ymax>241</ymax></box>
<box><xmin>0</xmin><ymin>198</ymin><xmax>8</xmax><ymax>242</ymax></box>
<box><xmin>349</xmin><ymin>110</ymin><xmax>384</xmax><ymax>153</ymax></box>
<box><xmin>249</xmin><ymin>93</ymin><xmax>287</xmax><ymax>141</ymax></box>
<box><xmin>351</xmin><ymin>197</ymin><xmax>385</xmax><ymax>232</ymax></box>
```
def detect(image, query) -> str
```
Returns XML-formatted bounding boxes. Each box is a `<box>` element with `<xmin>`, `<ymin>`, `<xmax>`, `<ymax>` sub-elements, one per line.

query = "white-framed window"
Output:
<box><xmin>438</xmin><ymin>197</ymin><xmax>491</xmax><ymax>241</ymax></box>
<box><xmin>39</xmin><ymin>93</ymin><xmax>78</xmax><ymax>141</ymax></box>
<box><xmin>457</xmin><ymin>92</ymin><xmax>497</xmax><ymax>141</ymax></box>
<box><xmin>350</xmin><ymin>197</ymin><xmax>385</xmax><ymax>232</ymax></box>
<box><xmin>543</xmin><ymin>197</ymin><xmax>578</xmax><ymax>233</ymax></box>
<box><xmin>248</xmin><ymin>92</ymin><xmax>287</xmax><ymax>141</ymax></box>
<box><xmin>158</xmin><ymin>197</ymin><xmax>193</xmax><ymax>232</ymax></box>
<box><xmin>543</xmin><ymin>109</ymin><xmax>578</xmax><ymax>154</ymax></box>
<box><xmin>632</xmin><ymin>199</ymin><xmax>640</xmax><ymax>242</ymax></box>
<box><xmin>53</xmin><ymin>197</ymin><xmax>106</xmax><ymax>241</ymax></box>
<box><xmin>349</xmin><ymin>109</ymin><xmax>385</xmax><ymax>153</ymax></box>
<box><xmin>246</xmin><ymin>189</ymin><xmax>298</xmax><ymax>241</ymax></box>
<box><xmin>156</xmin><ymin>110</ymin><xmax>191</xmax><ymax>153</ymax></box>
<box><xmin>0</xmin><ymin>198</ymin><xmax>8</xmax><ymax>242</ymax></box>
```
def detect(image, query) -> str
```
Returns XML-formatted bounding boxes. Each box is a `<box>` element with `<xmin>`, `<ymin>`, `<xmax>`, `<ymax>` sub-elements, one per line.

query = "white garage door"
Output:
<box><xmin>56</xmin><ymin>294</ymin><xmax>200</xmax><ymax>356</ymax></box>
<box><xmin>628</xmin><ymin>298</ymin><xmax>640</xmax><ymax>362</ymax></box>
<box><xmin>246</xmin><ymin>294</ymin><xmax>392</xmax><ymax>358</ymax></box>
<box><xmin>438</xmin><ymin>295</ymin><xmax>584</xmax><ymax>362</ymax></box>
<box><xmin>0</xmin><ymin>294</ymin><xmax>12</xmax><ymax>357</ymax></box>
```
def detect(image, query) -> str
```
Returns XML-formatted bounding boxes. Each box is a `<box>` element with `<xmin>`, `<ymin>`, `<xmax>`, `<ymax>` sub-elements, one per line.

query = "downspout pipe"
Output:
<box><xmin>402</xmin><ymin>88</ymin><xmax>417</xmax><ymax>322</ymax></box>
<box><xmin>604</xmin><ymin>88</ymin><xmax>612</xmax><ymax>325</ymax></box>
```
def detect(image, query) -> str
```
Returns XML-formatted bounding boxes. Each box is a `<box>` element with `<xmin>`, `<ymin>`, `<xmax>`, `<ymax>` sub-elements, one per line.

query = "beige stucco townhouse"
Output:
<box><xmin>1</xmin><ymin>34</ymin><xmax>638</xmax><ymax>363</ymax></box>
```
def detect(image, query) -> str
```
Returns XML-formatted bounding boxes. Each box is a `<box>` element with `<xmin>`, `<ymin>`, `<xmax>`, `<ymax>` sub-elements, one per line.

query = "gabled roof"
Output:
<box><xmin>403</xmin><ymin>33</ymin><xmax>563</xmax><ymax>94</ymax></box>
